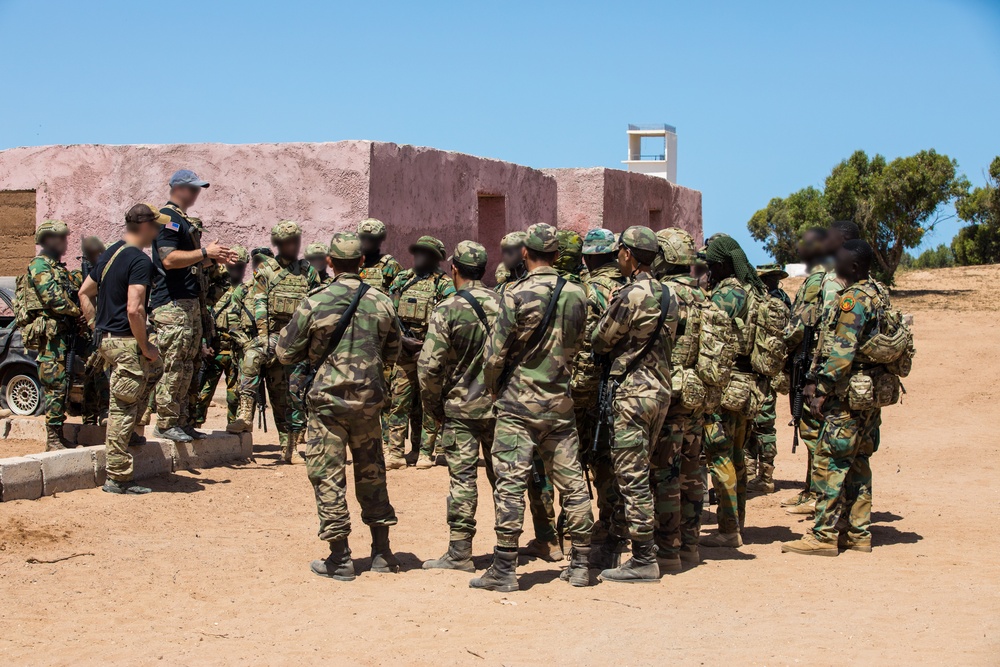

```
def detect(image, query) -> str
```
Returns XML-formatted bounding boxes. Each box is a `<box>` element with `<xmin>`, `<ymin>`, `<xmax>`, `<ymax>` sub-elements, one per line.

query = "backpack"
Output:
<box><xmin>749</xmin><ymin>289</ymin><xmax>791</xmax><ymax>378</ymax></box>
<box><xmin>13</xmin><ymin>271</ymin><xmax>39</xmax><ymax>329</ymax></box>
<box><xmin>857</xmin><ymin>284</ymin><xmax>915</xmax><ymax>378</ymax></box>
<box><xmin>668</xmin><ymin>279</ymin><xmax>736</xmax><ymax>412</ymax></box>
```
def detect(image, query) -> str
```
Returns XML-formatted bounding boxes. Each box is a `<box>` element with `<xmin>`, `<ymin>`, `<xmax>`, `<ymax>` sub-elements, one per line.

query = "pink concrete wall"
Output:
<box><xmin>545</xmin><ymin>168</ymin><xmax>703</xmax><ymax>244</ymax></box>
<box><xmin>368</xmin><ymin>143</ymin><xmax>557</xmax><ymax>282</ymax></box>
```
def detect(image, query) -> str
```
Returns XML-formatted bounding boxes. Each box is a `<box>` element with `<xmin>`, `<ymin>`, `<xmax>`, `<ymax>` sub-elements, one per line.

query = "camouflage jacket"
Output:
<box><xmin>484</xmin><ymin>266</ymin><xmax>587</xmax><ymax>419</ymax></box>
<box><xmin>253</xmin><ymin>256</ymin><xmax>320</xmax><ymax>337</ymax></box>
<box><xmin>26</xmin><ymin>254</ymin><xmax>80</xmax><ymax>322</ymax></box>
<box><xmin>592</xmin><ymin>271</ymin><xmax>677</xmax><ymax>400</ymax></box>
<box><xmin>571</xmin><ymin>261</ymin><xmax>626</xmax><ymax>396</ymax></box>
<box><xmin>228</xmin><ymin>281</ymin><xmax>257</xmax><ymax>349</ymax></box>
<box><xmin>664</xmin><ymin>273</ymin><xmax>709</xmax><ymax>369</ymax></box>
<box><xmin>275</xmin><ymin>272</ymin><xmax>402</xmax><ymax>418</ymax></box>
<box><xmin>495</xmin><ymin>265</ymin><xmax>527</xmax><ymax>296</ymax></box>
<box><xmin>711</xmin><ymin>276</ymin><xmax>749</xmax><ymax>321</ymax></box>
<box><xmin>784</xmin><ymin>262</ymin><xmax>830</xmax><ymax>349</ymax></box>
<box><xmin>813</xmin><ymin>278</ymin><xmax>883</xmax><ymax>398</ymax></box>
<box><xmin>360</xmin><ymin>253</ymin><xmax>403</xmax><ymax>293</ymax></box>
<box><xmin>418</xmin><ymin>281</ymin><xmax>500</xmax><ymax>422</ymax></box>
<box><xmin>207</xmin><ymin>284</ymin><xmax>239</xmax><ymax>349</ymax></box>
<box><xmin>389</xmin><ymin>269</ymin><xmax>456</xmax><ymax>341</ymax></box>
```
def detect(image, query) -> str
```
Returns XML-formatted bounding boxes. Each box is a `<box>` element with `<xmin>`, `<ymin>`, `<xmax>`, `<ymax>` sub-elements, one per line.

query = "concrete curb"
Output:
<box><xmin>0</xmin><ymin>431</ymin><xmax>254</xmax><ymax>502</ymax></box>
<box><xmin>1</xmin><ymin>418</ymin><xmax>116</xmax><ymax>446</ymax></box>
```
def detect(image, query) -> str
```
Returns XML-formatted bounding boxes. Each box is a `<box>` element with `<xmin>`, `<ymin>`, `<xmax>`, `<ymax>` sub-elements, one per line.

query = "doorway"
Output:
<box><xmin>648</xmin><ymin>208</ymin><xmax>663</xmax><ymax>229</ymax></box>
<box><xmin>477</xmin><ymin>194</ymin><xmax>506</xmax><ymax>285</ymax></box>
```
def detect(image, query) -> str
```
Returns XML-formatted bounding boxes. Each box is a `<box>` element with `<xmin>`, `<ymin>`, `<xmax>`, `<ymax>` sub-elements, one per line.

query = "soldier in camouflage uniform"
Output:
<box><xmin>228</xmin><ymin>221</ymin><xmax>320</xmax><ymax>464</ymax></box>
<box><xmin>472</xmin><ymin>223</ymin><xmax>594</xmax><ymax>592</ymax></box>
<box><xmin>591</xmin><ymin>226</ymin><xmax>678</xmax><ymax>583</ymax></box>
<box><xmin>385</xmin><ymin>236</ymin><xmax>455</xmax><ymax>469</ymax></box>
<box><xmin>192</xmin><ymin>246</ymin><xmax>250</xmax><ymax>427</ymax></box>
<box><xmin>494</xmin><ymin>263</ymin><xmax>510</xmax><ymax>288</ymax></box>
<box><xmin>19</xmin><ymin>220</ymin><xmax>82</xmax><ymax>450</ymax></box>
<box><xmin>276</xmin><ymin>232</ymin><xmax>401</xmax><ymax>581</ymax></box>
<box><xmin>522</xmin><ymin>228</ymin><xmax>586</xmax><ymax>562</ymax></box>
<box><xmin>745</xmin><ymin>263</ymin><xmax>792</xmax><ymax>494</ymax></box>
<box><xmin>419</xmin><ymin>241</ymin><xmax>499</xmax><ymax>572</ymax></box>
<box><xmin>357</xmin><ymin>218</ymin><xmax>403</xmax><ymax>293</ymax></box>
<box><xmin>701</xmin><ymin>235</ymin><xmax>769</xmax><ymax>548</ymax></box>
<box><xmin>495</xmin><ymin>231</ymin><xmax>527</xmax><ymax>296</ymax></box>
<box><xmin>70</xmin><ymin>235</ymin><xmax>110</xmax><ymax>425</ymax></box>
<box><xmin>224</xmin><ymin>249</ymin><xmax>271</xmax><ymax>420</ymax></box>
<box><xmin>649</xmin><ymin>227</ymin><xmax>710</xmax><ymax>570</ymax></box>
<box><xmin>783</xmin><ymin>240</ymin><xmax>884</xmax><ymax>556</ymax></box>
<box><xmin>306</xmin><ymin>242</ymin><xmax>334</xmax><ymax>286</ymax></box>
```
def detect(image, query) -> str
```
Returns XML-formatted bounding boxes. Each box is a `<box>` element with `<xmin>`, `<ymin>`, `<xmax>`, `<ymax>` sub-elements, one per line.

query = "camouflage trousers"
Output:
<box><xmin>304</xmin><ymin>409</ymin><xmax>397</xmax><ymax>543</ymax></box>
<box><xmin>796</xmin><ymin>402</ymin><xmax>824</xmax><ymax>494</ymax></box>
<box><xmin>36</xmin><ymin>329</ymin><xmax>70</xmax><ymax>428</ymax></box>
<box><xmin>651</xmin><ymin>405</ymin><xmax>705</xmax><ymax>557</ymax></box>
<box><xmin>440</xmin><ymin>417</ymin><xmax>497</xmax><ymax>541</ymax></box>
<box><xmin>151</xmin><ymin>299</ymin><xmax>202</xmax><ymax>429</ymax></box>
<box><xmin>705</xmin><ymin>409</ymin><xmax>750</xmax><ymax>534</ymax></box>
<box><xmin>99</xmin><ymin>336</ymin><xmax>163</xmax><ymax>481</ymax></box>
<box><xmin>81</xmin><ymin>334</ymin><xmax>110</xmax><ymax>424</ymax></box>
<box><xmin>607</xmin><ymin>393</ymin><xmax>670</xmax><ymax>542</ymax></box>
<box><xmin>385</xmin><ymin>357</ymin><xmax>439</xmax><ymax>458</ymax></box>
<box><xmin>746</xmin><ymin>389</ymin><xmax>777</xmax><ymax>467</ymax></box>
<box><xmin>239</xmin><ymin>334</ymin><xmax>302</xmax><ymax>434</ymax></box>
<box><xmin>492</xmin><ymin>411</ymin><xmax>594</xmax><ymax>549</ymax></box>
<box><xmin>193</xmin><ymin>346</ymin><xmax>239</xmax><ymax>426</ymax></box>
<box><xmin>812</xmin><ymin>399</ymin><xmax>878</xmax><ymax>544</ymax></box>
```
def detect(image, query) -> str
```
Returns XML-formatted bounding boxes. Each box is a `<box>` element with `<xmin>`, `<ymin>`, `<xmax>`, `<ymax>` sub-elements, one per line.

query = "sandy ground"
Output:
<box><xmin>1</xmin><ymin>265</ymin><xmax>998</xmax><ymax>666</ymax></box>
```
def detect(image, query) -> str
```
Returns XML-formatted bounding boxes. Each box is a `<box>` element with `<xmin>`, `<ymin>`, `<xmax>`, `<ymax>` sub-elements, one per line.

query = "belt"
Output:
<box><xmin>105</xmin><ymin>332</ymin><xmax>135</xmax><ymax>339</ymax></box>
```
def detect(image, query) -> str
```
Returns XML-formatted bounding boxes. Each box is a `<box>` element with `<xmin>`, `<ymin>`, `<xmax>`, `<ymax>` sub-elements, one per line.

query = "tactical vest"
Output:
<box><xmin>749</xmin><ymin>288</ymin><xmax>790</xmax><ymax>378</ymax></box>
<box><xmin>211</xmin><ymin>287</ymin><xmax>236</xmax><ymax>345</ymax></box>
<box><xmin>395</xmin><ymin>271</ymin><xmax>442</xmax><ymax>334</ymax></box>
<box><xmin>360</xmin><ymin>254</ymin><xmax>394</xmax><ymax>292</ymax></box>
<box><xmin>163</xmin><ymin>203</ymin><xmax>202</xmax><ymax>279</ymax></box>
<box><xmin>670</xmin><ymin>277</ymin><xmax>735</xmax><ymax>411</ymax></box>
<box><xmin>266</xmin><ymin>261</ymin><xmax>311</xmax><ymax>328</ymax></box>
<box><xmin>715</xmin><ymin>277</ymin><xmax>755</xmax><ymax>358</ymax></box>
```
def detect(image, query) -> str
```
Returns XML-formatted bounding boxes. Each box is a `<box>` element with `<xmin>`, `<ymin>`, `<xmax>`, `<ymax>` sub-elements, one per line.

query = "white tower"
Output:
<box><xmin>623</xmin><ymin>123</ymin><xmax>677</xmax><ymax>182</ymax></box>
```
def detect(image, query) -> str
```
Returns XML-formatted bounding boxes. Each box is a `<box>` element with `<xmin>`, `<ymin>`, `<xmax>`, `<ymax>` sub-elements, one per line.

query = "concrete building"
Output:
<box><xmin>623</xmin><ymin>123</ymin><xmax>678</xmax><ymax>183</ymax></box>
<box><xmin>0</xmin><ymin>141</ymin><xmax>701</xmax><ymax>283</ymax></box>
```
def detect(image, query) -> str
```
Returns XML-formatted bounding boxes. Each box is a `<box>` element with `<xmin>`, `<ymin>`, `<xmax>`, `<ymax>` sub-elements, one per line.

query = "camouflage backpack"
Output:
<box><xmin>749</xmin><ymin>288</ymin><xmax>791</xmax><ymax>378</ymax></box>
<box><xmin>14</xmin><ymin>267</ymin><xmax>47</xmax><ymax>350</ymax></box>
<box><xmin>668</xmin><ymin>278</ymin><xmax>736</xmax><ymax>411</ymax></box>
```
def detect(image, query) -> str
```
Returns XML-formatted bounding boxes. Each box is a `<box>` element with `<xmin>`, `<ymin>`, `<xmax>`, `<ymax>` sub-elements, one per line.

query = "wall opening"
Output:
<box><xmin>648</xmin><ymin>208</ymin><xmax>663</xmax><ymax>229</ymax></box>
<box><xmin>477</xmin><ymin>194</ymin><xmax>507</xmax><ymax>285</ymax></box>
<box><xmin>0</xmin><ymin>190</ymin><xmax>37</xmax><ymax>277</ymax></box>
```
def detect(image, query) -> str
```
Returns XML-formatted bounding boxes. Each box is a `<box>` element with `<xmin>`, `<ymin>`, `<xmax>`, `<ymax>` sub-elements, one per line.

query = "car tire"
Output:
<box><xmin>3</xmin><ymin>370</ymin><xmax>44</xmax><ymax>416</ymax></box>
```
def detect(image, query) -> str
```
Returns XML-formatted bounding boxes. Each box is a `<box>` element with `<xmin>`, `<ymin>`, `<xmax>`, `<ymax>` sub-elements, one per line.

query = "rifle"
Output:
<box><xmin>63</xmin><ymin>324</ymin><xmax>79</xmax><ymax>406</ymax></box>
<box><xmin>256</xmin><ymin>373</ymin><xmax>268</xmax><ymax>433</ymax></box>
<box><xmin>788</xmin><ymin>324</ymin><xmax>815</xmax><ymax>454</ymax></box>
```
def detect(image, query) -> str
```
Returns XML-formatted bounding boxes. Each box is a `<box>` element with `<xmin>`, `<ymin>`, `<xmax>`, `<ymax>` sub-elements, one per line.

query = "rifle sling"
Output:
<box><xmin>456</xmin><ymin>289</ymin><xmax>491</xmax><ymax>335</ymax></box>
<box><xmin>618</xmin><ymin>282</ymin><xmax>672</xmax><ymax>380</ymax></box>
<box><xmin>303</xmin><ymin>282</ymin><xmax>371</xmax><ymax>394</ymax></box>
<box><xmin>499</xmin><ymin>276</ymin><xmax>566</xmax><ymax>388</ymax></box>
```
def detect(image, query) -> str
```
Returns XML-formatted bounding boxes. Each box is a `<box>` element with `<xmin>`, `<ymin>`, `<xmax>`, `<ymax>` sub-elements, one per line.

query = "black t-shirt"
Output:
<box><xmin>150</xmin><ymin>202</ymin><xmax>200</xmax><ymax>309</ymax></box>
<box><xmin>90</xmin><ymin>241</ymin><xmax>154</xmax><ymax>336</ymax></box>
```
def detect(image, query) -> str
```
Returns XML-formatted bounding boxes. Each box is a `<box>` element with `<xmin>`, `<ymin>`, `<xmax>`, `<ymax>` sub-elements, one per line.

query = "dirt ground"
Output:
<box><xmin>1</xmin><ymin>265</ymin><xmax>998</xmax><ymax>666</ymax></box>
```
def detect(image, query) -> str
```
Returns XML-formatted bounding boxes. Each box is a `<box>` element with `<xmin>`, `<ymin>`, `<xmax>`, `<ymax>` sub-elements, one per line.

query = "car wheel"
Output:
<box><xmin>4</xmin><ymin>372</ymin><xmax>43</xmax><ymax>416</ymax></box>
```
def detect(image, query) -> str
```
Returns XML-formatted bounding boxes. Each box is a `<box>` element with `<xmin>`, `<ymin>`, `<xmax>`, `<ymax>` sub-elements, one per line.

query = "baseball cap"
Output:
<box><xmin>169</xmin><ymin>169</ymin><xmax>210</xmax><ymax>189</ymax></box>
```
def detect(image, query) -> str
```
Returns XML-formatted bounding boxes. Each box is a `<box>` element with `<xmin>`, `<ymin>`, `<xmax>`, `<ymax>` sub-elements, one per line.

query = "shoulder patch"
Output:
<box><xmin>166</xmin><ymin>221</ymin><xmax>180</xmax><ymax>232</ymax></box>
<box><xmin>840</xmin><ymin>295</ymin><xmax>856</xmax><ymax>312</ymax></box>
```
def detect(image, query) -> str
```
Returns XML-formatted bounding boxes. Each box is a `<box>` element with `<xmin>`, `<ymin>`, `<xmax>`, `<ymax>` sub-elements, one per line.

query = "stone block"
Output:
<box><xmin>0</xmin><ymin>456</ymin><xmax>43</xmax><ymax>501</ymax></box>
<box><xmin>173</xmin><ymin>432</ymin><xmax>244</xmax><ymax>469</ymax></box>
<box><xmin>239</xmin><ymin>432</ymin><xmax>254</xmax><ymax>459</ymax></box>
<box><xmin>61</xmin><ymin>423</ymin><xmax>81</xmax><ymax>445</ymax></box>
<box><xmin>4</xmin><ymin>417</ymin><xmax>45</xmax><ymax>442</ymax></box>
<box><xmin>77</xmin><ymin>425</ymin><xmax>107</xmax><ymax>446</ymax></box>
<box><xmin>83</xmin><ymin>445</ymin><xmax>107</xmax><ymax>486</ymax></box>
<box><xmin>131</xmin><ymin>439</ymin><xmax>173</xmax><ymax>480</ymax></box>
<box><xmin>27</xmin><ymin>448</ymin><xmax>96</xmax><ymax>496</ymax></box>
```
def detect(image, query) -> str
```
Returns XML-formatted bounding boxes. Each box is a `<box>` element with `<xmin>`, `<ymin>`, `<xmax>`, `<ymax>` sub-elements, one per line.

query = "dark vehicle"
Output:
<box><xmin>0</xmin><ymin>284</ymin><xmax>87</xmax><ymax>416</ymax></box>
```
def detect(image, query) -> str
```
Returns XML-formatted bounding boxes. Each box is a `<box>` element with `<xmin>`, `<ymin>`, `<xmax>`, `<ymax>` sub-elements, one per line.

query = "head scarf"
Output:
<box><xmin>705</xmin><ymin>235</ymin><xmax>766</xmax><ymax>293</ymax></box>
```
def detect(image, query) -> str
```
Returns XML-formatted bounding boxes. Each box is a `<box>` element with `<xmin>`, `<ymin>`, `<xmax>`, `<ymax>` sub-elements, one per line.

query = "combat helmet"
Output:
<box><xmin>358</xmin><ymin>218</ymin><xmax>387</xmax><ymax>238</ymax></box>
<box><xmin>657</xmin><ymin>228</ymin><xmax>698</xmax><ymax>266</ymax></box>
<box><xmin>304</xmin><ymin>242</ymin><xmax>329</xmax><ymax>260</ymax></box>
<box><xmin>35</xmin><ymin>219</ymin><xmax>69</xmax><ymax>245</ymax></box>
<box><xmin>271</xmin><ymin>220</ymin><xmax>302</xmax><ymax>243</ymax></box>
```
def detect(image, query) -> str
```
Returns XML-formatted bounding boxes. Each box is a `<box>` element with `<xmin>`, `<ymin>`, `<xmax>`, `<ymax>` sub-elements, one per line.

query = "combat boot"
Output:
<box><xmin>785</xmin><ymin>496</ymin><xmax>817</xmax><ymax>515</ymax></box>
<box><xmin>45</xmin><ymin>425</ymin><xmax>69</xmax><ymax>451</ymax></box>
<box><xmin>226</xmin><ymin>394</ymin><xmax>255</xmax><ymax>434</ymax></box>
<box><xmin>415</xmin><ymin>454</ymin><xmax>434</xmax><ymax>469</ymax></box>
<box><xmin>748</xmin><ymin>463</ymin><xmax>775</xmax><ymax>494</ymax></box>
<box><xmin>520</xmin><ymin>538</ymin><xmax>564</xmax><ymax>562</ymax></box>
<box><xmin>745</xmin><ymin>458</ymin><xmax>758</xmax><ymax>482</ymax></box>
<box><xmin>280</xmin><ymin>432</ymin><xmax>296</xmax><ymax>464</ymax></box>
<box><xmin>679</xmin><ymin>546</ymin><xmax>701</xmax><ymax>565</ymax></box>
<box><xmin>311</xmin><ymin>539</ymin><xmax>356</xmax><ymax>581</ymax></box>
<box><xmin>781</xmin><ymin>533</ymin><xmax>838</xmax><ymax>557</ymax></box>
<box><xmin>599</xmin><ymin>540</ymin><xmax>660</xmax><ymax>583</ymax></box>
<box><xmin>838</xmin><ymin>533</ymin><xmax>873</xmax><ymax>553</ymax></box>
<box><xmin>369</xmin><ymin>525</ymin><xmax>401</xmax><ymax>573</ymax></box>
<box><xmin>385</xmin><ymin>452</ymin><xmax>407</xmax><ymax>470</ymax></box>
<box><xmin>102</xmin><ymin>478</ymin><xmax>152</xmax><ymax>495</ymax></box>
<box><xmin>588</xmin><ymin>534</ymin><xmax>625</xmax><ymax>570</ymax></box>
<box><xmin>183</xmin><ymin>425</ymin><xmax>208</xmax><ymax>440</ymax></box>
<box><xmin>656</xmin><ymin>553</ymin><xmax>682</xmax><ymax>574</ymax></box>
<box><xmin>469</xmin><ymin>548</ymin><xmax>519</xmax><ymax>592</ymax></box>
<box><xmin>781</xmin><ymin>490</ymin><xmax>811</xmax><ymax>507</ymax></box>
<box><xmin>153</xmin><ymin>425</ymin><xmax>193</xmax><ymax>443</ymax></box>
<box><xmin>422</xmin><ymin>539</ymin><xmax>475</xmax><ymax>572</ymax></box>
<box><xmin>699</xmin><ymin>530</ymin><xmax>743</xmax><ymax>548</ymax></box>
<box><xmin>558</xmin><ymin>544</ymin><xmax>593</xmax><ymax>587</ymax></box>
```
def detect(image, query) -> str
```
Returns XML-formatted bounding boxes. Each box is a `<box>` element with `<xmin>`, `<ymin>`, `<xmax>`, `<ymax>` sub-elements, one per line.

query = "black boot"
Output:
<box><xmin>422</xmin><ymin>539</ymin><xmax>475</xmax><ymax>572</ymax></box>
<box><xmin>311</xmin><ymin>539</ymin><xmax>356</xmax><ymax>581</ymax></box>
<box><xmin>599</xmin><ymin>539</ymin><xmax>660</xmax><ymax>583</ymax></box>
<box><xmin>370</xmin><ymin>525</ymin><xmax>401</xmax><ymax>573</ymax></box>
<box><xmin>469</xmin><ymin>548</ymin><xmax>519</xmax><ymax>592</ymax></box>
<box><xmin>559</xmin><ymin>544</ymin><xmax>593</xmax><ymax>587</ymax></box>
<box><xmin>588</xmin><ymin>533</ymin><xmax>625</xmax><ymax>570</ymax></box>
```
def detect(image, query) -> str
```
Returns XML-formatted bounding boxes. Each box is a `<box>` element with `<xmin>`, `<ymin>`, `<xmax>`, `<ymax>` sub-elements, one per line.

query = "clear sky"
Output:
<box><xmin>2</xmin><ymin>0</ymin><xmax>998</xmax><ymax>262</ymax></box>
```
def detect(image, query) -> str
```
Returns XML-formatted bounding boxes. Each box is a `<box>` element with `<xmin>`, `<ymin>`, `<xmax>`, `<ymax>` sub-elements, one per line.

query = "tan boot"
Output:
<box><xmin>699</xmin><ymin>531</ymin><xmax>743</xmax><ymax>548</ymax></box>
<box><xmin>782</xmin><ymin>533</ymin><xmax>838</xmax><ymax>557</ymax></box>
<box><xmin>520</xmin><ymin>538</ymin><xmax>565</xmax><ymax>562</ymax></box>
<box><xmin>785</xmin><ymin>496</ymin><xmax>817</xmax><ymax>515</ymax></box>
<box><xmin>745</xmin><ymin>459</ymin><xmax>758</xmax><ymax>481</ymax></box>
<box><xmin>226</xmin><ymin>394</ymin><xmax>255</xmax><ymax>434</ymax></box>
<box><xmin>747</xmin><ymin>463</ymin><xmax>775</xmax><ymax>494</ymax></box>
<box><xmin>415</xmin><ymin>454</ymin><xmax>434</xmax><ymax>469</ymax></box>
<box><xmin>781</xmin><ymin>490</ymin><xmax>811</xmax><ymax>507</ymax></box>
<box><xmin>385</xmin><ymin>452</ymin><xmax>407</xmax><ymax>470</ymax></box>
<box><xmin>279</xmin><ymin>432</ymin><xmax>294</xmax><ymax>464</ymax></box>
<box><xmin>838</xmin><ymin>533</ymin><xmax>873</xmax><ymax>553</ymax></box>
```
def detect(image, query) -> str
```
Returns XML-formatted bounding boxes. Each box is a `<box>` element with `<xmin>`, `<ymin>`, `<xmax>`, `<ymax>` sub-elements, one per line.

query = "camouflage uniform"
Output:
<box><xmin>234</xmin><ymin>222</ymin><xmax>320</xmax><ymax>459</ymax></box>
<box><xmin>357</xmin><ymin>219</ymin><xmax>403</xmax><ymax>293</ymax></box>
<box><xmin>385</xmin><ymin>236</ymin><xmax>455</xmax><ymax>462</ymax></box>
<box><xmin>21</xmin><ymin>221</ymin><xmax>80</xmax><ymax>445</ymax></box>
<box><xmin>275</xmin><ymin>232</ymin><xmax>400</xmax><ymax>567</ymax></box>
<box><xmin>101</xmin><ymin>337</ymin><xmax>164</xmax><ymax>480</ymax></box>
<box><xmin>305</xmin><ymin>242</ymin><xmax>334</xmax><ymax>287</ymax></box>
<box><xmin>494</xmin><ymin>232</ymin><xmax>527</xmax><ymax>297</ymax></box>
<box><xmin>418</xmin><ymin>242</ymin><xmax>499</xmax><ymax>555</ymax></box>
<box><xmin>193</xmin><ymin>245</ymin><xmax>250</xmax><ymax>426</ymax></box>
<box><xmin>783</xmin><ymin>278</ymin><xmax>885</xmax><ymax>554</ymax></box>
<box><xmin>482</xmin><ymin>225</ymin><xmax>593</xmax><ymax>551</ymax></box>
<box><xmin>68</xmin><ymin>268</ymin><xmax>109</xmax><ymax>425</ymax></box>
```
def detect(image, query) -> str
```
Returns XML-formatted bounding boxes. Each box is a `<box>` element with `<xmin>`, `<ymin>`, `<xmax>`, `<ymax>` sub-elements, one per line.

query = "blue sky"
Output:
<box><xmin>2</xmin><ymin>0</ymin><xmax>998</xmax><ymax>263</ymax></box>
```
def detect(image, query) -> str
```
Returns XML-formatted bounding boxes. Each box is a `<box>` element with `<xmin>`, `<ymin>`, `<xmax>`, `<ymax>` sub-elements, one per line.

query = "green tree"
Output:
<box><xmin>953</xmin><ymin>156</ymin><xmax>1000</xmax><ymax>265</ymax></box>
<box><xmin>826</xmin><ymin>149</ymin><xmax>969</xmax><ymax>284</ymax></box>
<box><xmin>903</xmin><ymin>244</ymin><xmax>955</xmax><ymax>270</ymax></box>
<box><xmin>747</xmin><ymin>186</ymin><xmax>831</xmax><ymax>265</ymax></box>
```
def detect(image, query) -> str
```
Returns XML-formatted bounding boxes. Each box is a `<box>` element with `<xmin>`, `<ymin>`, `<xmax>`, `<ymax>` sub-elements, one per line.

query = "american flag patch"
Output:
<box><xmin>166</xmin><ymin>221</ymin><xmax>180</xmax><ymax>231</ymax></box>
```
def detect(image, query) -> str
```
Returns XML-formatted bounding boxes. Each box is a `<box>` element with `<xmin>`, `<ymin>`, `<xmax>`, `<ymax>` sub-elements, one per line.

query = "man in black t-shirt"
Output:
<box><xmin>147</xmin><ymin>169</ymin><xmax>234</xmax><ymax>443</ymax></box>
<box><xmin>79</xmin><ymin>204</ymin><xmax>167</xmax><ymax>495</ymax></box>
